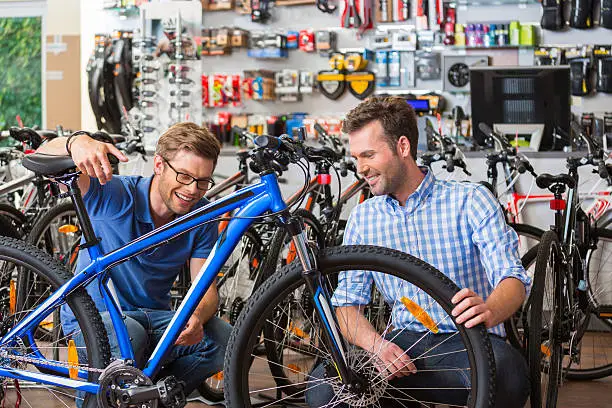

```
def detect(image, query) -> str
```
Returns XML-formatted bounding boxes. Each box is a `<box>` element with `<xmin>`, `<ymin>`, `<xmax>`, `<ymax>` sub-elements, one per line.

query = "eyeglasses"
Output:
<box><xmin>162</xmin><ymin>157</ymin><xmax>215</xmax><ymax>190</ymax></box>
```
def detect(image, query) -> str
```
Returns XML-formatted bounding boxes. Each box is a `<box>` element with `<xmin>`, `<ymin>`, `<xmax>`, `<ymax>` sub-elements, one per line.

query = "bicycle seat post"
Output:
<box><xmin>62</xmin><ymin>175</ymin><xmax>101</xmax><ymax>256</ymax></box>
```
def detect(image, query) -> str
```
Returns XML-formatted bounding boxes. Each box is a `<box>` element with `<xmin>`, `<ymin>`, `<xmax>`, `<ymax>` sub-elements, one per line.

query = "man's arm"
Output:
<box><xmin>336</xmin><ymin>305</ymin><xmax>416</xmax><ymax>379</ymax></box>
<box><xmin>175</xmin><ymin>257</ymin><xmax>219</xmax><ymax>346</ymax></box>
<box><xmin>451</xmin><ymin>277</ymin><xmax>526</xmax><ymax>328</ymax></box>
<box><xmin>35</xmin><ymin>134</ymin><xmax>127</xmax><ymax>195</ymax></box>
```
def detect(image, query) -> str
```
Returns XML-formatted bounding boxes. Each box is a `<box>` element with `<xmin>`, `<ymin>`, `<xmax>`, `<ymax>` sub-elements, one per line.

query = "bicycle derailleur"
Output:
<box><xmin>97</xmin><ymin>361</ymin><xmax>186</xmax><ymax>408</ymax></box>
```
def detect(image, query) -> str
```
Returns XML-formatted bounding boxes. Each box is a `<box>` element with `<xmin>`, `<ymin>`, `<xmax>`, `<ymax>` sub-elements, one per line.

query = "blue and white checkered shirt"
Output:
<box><xmin>332</xmin><ymin>168</ymin><xmax>530</xmax><ymax>337</ymax></box>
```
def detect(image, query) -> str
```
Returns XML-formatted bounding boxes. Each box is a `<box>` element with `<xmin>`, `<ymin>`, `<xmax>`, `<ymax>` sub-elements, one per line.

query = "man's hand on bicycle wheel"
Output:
<box><xmin>451</xmin><ymin>288</ymin><xmax>494</xmax><ymax>329</ymax></box>
<box><xmin>374</xmin><ymin>340</ymin><xmax>417</xmax><ymax>380</ymax></box>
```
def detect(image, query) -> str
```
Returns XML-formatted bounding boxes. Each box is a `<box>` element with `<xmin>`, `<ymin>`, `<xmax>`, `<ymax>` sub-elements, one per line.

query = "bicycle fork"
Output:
<box><xmin>285</xmin><ymin>216</ymin><xmax>355</xmax><ymax>386</ymax></box>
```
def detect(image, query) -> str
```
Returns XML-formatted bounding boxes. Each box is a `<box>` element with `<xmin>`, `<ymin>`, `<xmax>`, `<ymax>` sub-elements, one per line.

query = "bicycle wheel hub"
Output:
<box><xmin>328</xmin><ymin>348</ymin><xmax>388</xmax><ymax>407</ymax></box>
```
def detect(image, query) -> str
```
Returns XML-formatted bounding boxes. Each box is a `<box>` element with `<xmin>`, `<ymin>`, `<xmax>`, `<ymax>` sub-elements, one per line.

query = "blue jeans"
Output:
<box><xmin>75</xmin><ymin>310</ymin><xmax>232</xmax><ymax>406</ymax></box>
<box><xmin>305</xmin><ymin>331</ymin><xmax>529</xmax><ymax>408</ymax></box>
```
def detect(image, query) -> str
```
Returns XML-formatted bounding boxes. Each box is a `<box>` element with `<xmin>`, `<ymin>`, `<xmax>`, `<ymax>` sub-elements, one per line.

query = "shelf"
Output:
<box><xmin>449</xmin><ymin>45</ymin><xmax>536</xmax><ymax>50</ymax></box>
<box><xmin>103</xmin><ymin>6</ymin><xmax>140</xmax><ymax>17</ymax></box>
<box><xmin>456</xmin><ymin>0</ymin><xmax>538</xmax><ymax>7</ymax></box>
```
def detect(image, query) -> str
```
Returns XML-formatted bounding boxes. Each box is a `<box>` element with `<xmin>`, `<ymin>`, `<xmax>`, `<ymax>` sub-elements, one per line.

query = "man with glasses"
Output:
<box><xmin>36</xmin><ymin>122</ymin><xmax>230</xmax><ymax>402</ymax></box>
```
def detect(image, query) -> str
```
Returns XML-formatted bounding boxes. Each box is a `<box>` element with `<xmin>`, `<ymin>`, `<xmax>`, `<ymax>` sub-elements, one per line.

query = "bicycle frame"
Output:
<box><xmin>0</xmin><ymin>172</ymin><xmax>295</xmax><ymax>395</ymax></box>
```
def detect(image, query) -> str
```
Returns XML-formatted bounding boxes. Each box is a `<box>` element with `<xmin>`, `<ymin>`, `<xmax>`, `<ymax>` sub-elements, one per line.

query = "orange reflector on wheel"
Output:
<box><xmin>289</xmin><ymin>322</ymin><xmax>309</xmax><ymax>339</ymax></box>
<box><xmin>9</xmin><ymin>280</ymin><xmax>16</xmax><ymax>315</ymax></box>
<box><xmin>58</xmin><ymin>224</ymin><xmax>79</xmax><ymax>234</ymax></box>
<box><xmin>541</xmin><ymin>344</ymin><xmax>551</xmax><ymax>357</ymax></box>
<box><xmin>212</xmin><ymin>371</ymin><xmax>223</xmax><ymax>381</ymax></box>
<box><xmin>251</xmin><ymin>258</ymin><xmax>259</xmax><ymax>269</ymax></box>
<box><xmin>68</xmin><ymin>339</ymin><xmax>79</xmax><ymax>379</ymax></box>
<box><xmin>549</xmin><ymin>199</ymin><xmax>566</xmax><ymax>211</ymax></box>
<box><xmin>287</xmin><ymin>364</ymin><xmax>302</xmax><ymax>373</ymax></box>
<box><xmin>400</xmin><ymin>297</ymin><xmax>439</xmax><ymax>334</ymax></box>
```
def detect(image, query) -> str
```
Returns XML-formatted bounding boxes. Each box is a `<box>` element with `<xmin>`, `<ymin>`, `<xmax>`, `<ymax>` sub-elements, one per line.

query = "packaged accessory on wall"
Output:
<box><xmin>345</xmin><ymin>51</ymin><xmax>370</xmax><ymax>71</ymax></box>
<box><xmin>392</xmin><ymin>30</ymin><xmax>417</xmax><ymax>51</ymax></box>
<box><xmin>286</xmin><ymin>31</ymin><xmax>299</xmax><ymax>49</ymax></box>
<box><xmin>370</xmin><ymin>31</ymin><xmax>392</xmax><ymax>49</ymax></box>
<box><xmin>376</xmin><ymin>0</ymin><xmax>392</xmax><ymax>22</ymax></box>
<box><xmin>299</xmin><ymin>29</ymin><xmax>316</xmax><ymax>52</ymax></box>
<box><xmin>315</xmin><ymin>30</ymin><xmax>336</xmax><ymax>54</ymax></box>
<box><xmin>388</xmin><ymin>51</ymin><xmax>401</xmax><ymax>86</ymax></box>
<box><xmin>275</xmin><ymin>69</ymin><xmax>300</xmax><ymax>102</ymax></box>
<box><xmin>375</xmin><ymin>50</ymin><xmax>389</xmax><ymax>86</ymax></box>
<box><xmin>602</xmin><ymin>0</ymin><xmax>612</xmax><ymax>28</ymax></box>
<box><xmin>567</xmin><ymin>46</ymin><xmax>594</xmax><ymax>96</ymax></box>
<box><xmin>534</xmin><ymin>46</ymin><xmax>564</xmax><ymax>65</ymax></box>
<box><xmin>346</xmin><ymin>71</ymin><xmax>376</xmax><ymax>99</ymax></box>
<box><xmin>316</xmin><ymin>71</ymin><xmax>346</xmax><ymax>99</ymax></box>
<box><xmin>401</xmin><ymin>51</ymin><xmax>416</xmax><ymax>88</ymax></box>
<box><xmin>594</xmin><ymin>45</ymin><xmax>612</xmax><ymax>93</ymax></box>
<box><xmin>342</xmin><ymin>0</ymin><xmax>363</xmax><ymax>28</ymax></box>
<box><xmin>541</xmin><ymin>0</ymin><xmax>565</xmax><ymax>30</ymax></box>
<box><xmin>300</xmin><ymin>71</ymin><xmax>315</xmax><ymax>93</ymax></box>
<box><xmin>570</xmin><ymin>0</ymin><xmax>595</xmax><ymax>28</ymax></box>
<box><xmin>415</xmin><ymin>51</ymin><xmax>441</xmax><ymax>80</ymax></box>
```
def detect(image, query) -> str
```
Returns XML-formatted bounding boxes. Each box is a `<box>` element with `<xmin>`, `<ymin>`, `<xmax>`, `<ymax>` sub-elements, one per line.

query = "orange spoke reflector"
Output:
<box><xmin>289</xmin><ymin>322</ymin><xmax>309</xmax><ymax>339</ymax></box>
<box><xmin>9</xmin><ymin>280</ymin><xmax>16</xmax><ymax>315</ymax></box>
<box><xmin>400</xmin><ymin>297</ymin><xmax>439</xmax><ymax>334</ymax></box>
<box><xmin>68</xmin><ymin>339</ymin><xmax>80</xmax><ymax>379</ymax></box>
<box><xmin>251</xmin><ymin>258</ymin><xmax>260</xmax><ymax>269</ymax></box>
<box><xmin>212</xmin><ymin>371</ymin><xmax>223</xmax><ymax>381</ymax></box>
<box><xmin>58</xmin><ymin>224</ymin><xmax>79</xmax><ymax>234</ymax></box>
<box><xmin>541</xmin><ymin>344</ymin><xmax>551</xmax><ymax>357</ymax></box>
<box><xmin>287</xmin><ymin>364</ymin><xmax>302</xmax><ymax>374</ymax></box>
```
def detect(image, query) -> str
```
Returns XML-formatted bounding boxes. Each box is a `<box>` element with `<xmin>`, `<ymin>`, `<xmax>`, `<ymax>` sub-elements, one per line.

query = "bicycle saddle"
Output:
<box><xmin>22</xmin><ymin>153</ymin><xmax>76</xmax><ymax>176</ymax></box>
<box><xmin>536</xmin><ymin>173</ymin><xmax>577</xmax><ymax>190</ymax></box>
<box><xmin>9</xmin><ymin>127</ymin><xmax>43</xmax><ymax>149</ymax></box>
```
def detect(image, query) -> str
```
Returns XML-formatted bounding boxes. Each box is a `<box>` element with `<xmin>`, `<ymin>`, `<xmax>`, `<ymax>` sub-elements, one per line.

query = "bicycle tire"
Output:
<box><xmin>258</xmin><ymin>209</ymin><xmax>325</xmax><ymax>395</ymax></box>
<box><xmin>27</xmin><ymin>201</ymin><xmax>79</xmax><ymax>265</ymax></box>
<box><xmin>0</xmin><ymin>214</ymin><xmax>20</xmax><ymax>239</ymax></box>
<box><xmin>0</xmin><ymin>236</ymin><xmax>111</xmax><ymax>408</ymax></box>
<box><xmin>224</xmin><ymin>245</ymin><xmax>496</xmax><ymax>408</ymax></box>
<box><xmin>0</xmin><ymin>202</ymin><xmax>28</xmax><ymax>237</ymax></box>
<box><xmin>565</xmin><ymin>227</ymin><xmax>612</xmax><ymax>380</ymax></box>
<box><xmin>528</xmin><ymin>231</ymin><xmax>563</xmax><ymax>408</ymax></box>
<box><xmin>195</xmin><ymin>227</ymin><xmax>264</xmax><ymax>403</ymax></box>
<box><xmin>503</xmin><ymin>223</ymin><xmax>543</xmax><ymax>351</ymax></box>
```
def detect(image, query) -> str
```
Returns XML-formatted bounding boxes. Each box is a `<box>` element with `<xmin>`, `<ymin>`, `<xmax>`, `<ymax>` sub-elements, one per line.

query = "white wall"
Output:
<box><xmin>47</xmin><ymin>0</ymin><xmax>79</xmax><ymax>35</ymax></box>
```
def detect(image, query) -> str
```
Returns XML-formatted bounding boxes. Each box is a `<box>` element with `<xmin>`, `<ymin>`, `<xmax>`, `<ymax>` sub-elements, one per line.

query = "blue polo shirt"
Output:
<box><xmin>62</xmin><ymin>175</ymin><xmax>218</xmax><ymax>334</ymax></box>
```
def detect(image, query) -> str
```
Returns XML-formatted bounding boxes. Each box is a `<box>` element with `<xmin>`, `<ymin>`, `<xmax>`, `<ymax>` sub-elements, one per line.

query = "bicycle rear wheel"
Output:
<box><xmin>0</xmin><ymin>236</ymin><xmax>110</xmax><ymax>408</ymax></box>
<box><xmin>528</xmin><ymin>230</ymin><xmax>563</xmax><ymax>408</ymax></box>
<box><xmin>565</xmin><ymin>227</ymin><xmax>612</xmax><ymax>380</ymax></box>
<box><xmin>224</xmin><ymin>245</ymin><xmax>496</xmax><ymax>408</ymax></box>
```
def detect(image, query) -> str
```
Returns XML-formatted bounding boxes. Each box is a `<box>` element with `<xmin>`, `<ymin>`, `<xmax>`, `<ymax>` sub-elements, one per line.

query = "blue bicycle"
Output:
<box><xmin>0</xmin><ymin>132</ymin><xmax>495</xmax><ymax>408</ymax></box>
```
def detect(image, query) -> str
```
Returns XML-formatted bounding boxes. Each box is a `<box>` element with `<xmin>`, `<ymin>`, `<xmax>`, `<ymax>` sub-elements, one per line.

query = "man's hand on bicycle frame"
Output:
<box><xmin>70</xmin><ymin>134</ymin><xmax>128</xmax><ymax>185</ymax></box>
<box><xmin>451</xmin><ymin>288</ymin><xmax>495</xmax><ymax>328</ymax></box>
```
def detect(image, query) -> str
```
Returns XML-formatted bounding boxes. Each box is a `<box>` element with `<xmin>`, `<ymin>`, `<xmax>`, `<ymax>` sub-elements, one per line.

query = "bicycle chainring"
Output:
<box><xmin>327</xmin><ymin>348</ymin><xmax>388</xmax><ymax>407</ymax></box>
<box><xmin>97</xmin><ymin>362</ymin><xmax>157</xmax><ymax>408</ymax></box>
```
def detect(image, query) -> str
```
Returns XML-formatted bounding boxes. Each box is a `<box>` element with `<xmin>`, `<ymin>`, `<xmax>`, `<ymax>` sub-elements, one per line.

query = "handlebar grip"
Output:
<box><xmin>445</xmin><ymin>155</ymin><xmax>455</xmax><ymax>172</ymax></box>
<box><xmin>478</xmin><ymin>122</ymin><xmax>494</xmax><ymax>137</ymax></box>
<box><xmin>314</xmin><ymin>123</ymin><xmax>327</xmax><ymax>136</ymax></box>
<box><xmin>570</xmin><ymin>121</ymin><xmax>584</xmax><ymax>137</ymax></box>
<box><xmin>254</xmin><ymin>135</ymin><xmax>282</xmax><ymax>149</ymax></box>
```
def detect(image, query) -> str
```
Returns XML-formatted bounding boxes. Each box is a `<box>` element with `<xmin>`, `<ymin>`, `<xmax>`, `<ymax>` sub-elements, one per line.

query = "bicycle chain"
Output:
<box><xmin>0</xmin><ymin>349</ymin><xmax>105</xmax><ymax>373</ymax></box>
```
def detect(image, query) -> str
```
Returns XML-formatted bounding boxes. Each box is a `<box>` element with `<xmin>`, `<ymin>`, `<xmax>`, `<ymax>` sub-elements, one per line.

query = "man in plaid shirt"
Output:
<box><xmin>306</xmin><ymin>97</ymin><xmax>530</xmax><ymax>408</ymax></box>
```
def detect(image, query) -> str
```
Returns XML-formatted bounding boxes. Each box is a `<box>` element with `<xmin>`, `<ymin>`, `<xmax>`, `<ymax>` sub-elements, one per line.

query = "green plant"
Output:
<box><xmin>0</xmin><ymin>17</ymin><xmax>42</xmax><ymax>131</ymax></box>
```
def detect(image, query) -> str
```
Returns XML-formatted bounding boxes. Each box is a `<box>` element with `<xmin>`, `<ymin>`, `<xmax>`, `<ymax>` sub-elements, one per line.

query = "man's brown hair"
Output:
<box><xmin>156</xmin><ymin>122</ymin><xmax>221</xmax><ymax>166</ymax></box>
<box><xmin>342</xmin><ymin>96</ymin><xmax>419</xmax><ymax>160</ymax></box>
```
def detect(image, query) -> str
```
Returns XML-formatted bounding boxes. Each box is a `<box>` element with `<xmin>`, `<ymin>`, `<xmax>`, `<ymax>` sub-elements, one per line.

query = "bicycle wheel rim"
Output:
<box><xmin>225</xmin><ymin>245</ymin><xmax>496</xmax><ymax>408</ymax></box>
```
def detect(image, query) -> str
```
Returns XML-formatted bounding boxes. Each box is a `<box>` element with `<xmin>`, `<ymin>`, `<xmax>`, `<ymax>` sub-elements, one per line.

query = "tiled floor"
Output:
<box><xmin>2</xmin><ymin>375</ymin><xmax>611</xmax><ymax>408</ymax></box>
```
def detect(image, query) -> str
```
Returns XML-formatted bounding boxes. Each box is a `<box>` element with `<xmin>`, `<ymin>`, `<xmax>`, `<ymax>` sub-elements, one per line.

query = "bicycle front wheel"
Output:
<box><xmin>0</xmin><ymin>236</ymin><xmax>110</xmax><ymax>408</ymax></box>
<box><xmin>224</xmin><ymin>245</ymin><xmax>496</xmax><ymax>408</ymax></box>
